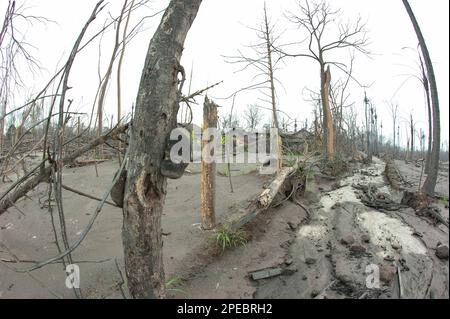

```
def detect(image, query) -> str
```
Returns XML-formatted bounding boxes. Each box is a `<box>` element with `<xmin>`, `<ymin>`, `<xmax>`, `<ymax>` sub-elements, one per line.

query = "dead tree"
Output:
<box><xmin>278</xmin><ymin>0</ymin><xmax>368</xmax><ymax>160</ymax></box>
<box><xmin>122</xmin><ymin>0</ymin><xmax>202</xmax><ymax>299</ymax></box>
<box><xmin>363</xmin><ymin>92</ymin><xmax>377</xmax><ymax>162</ymax></box>
<box><xmin>329</xmin><ymin>53</ymin><xmax>355</xmax><ymax>151</ymax></box>
<box><xmin>419</xmin><ymin>54</ymin><xmax>433</xmax><ymax>174</ymax></box>
<box><xmin>225</xmin><ymin>3</ymin><xmax>283</xmax><ymax>170</ymax></box>
<box><xmin>243</xmin><ymin>104</ymin><xmax>264</xmax><ymax>130</ymax></box>
<box><xmin>388</xmin><ymin>102</ymin><xmax>399</xmax><ymax>157</ymax></box>
<box><xmin>409</xmin><ymin>113</ymin><xmax>415</xmax><ymax>161</ymax></box>
<box><xmin>201</xmin><ymin>96</ymin><xmax>218</xmax><ymax>230</ymax></box>
<box><xmin>0</xmin><ymin>0</ymin><xmax>45</xmax><ymax>152</ymax></box>
<box><xmin>0</xmin><ymin>123</ymin><xmax>128</xmax><ymax>215</ymax></box>
<box><xmin>403</xmin><ymin>0</ymin><xmax>440</xmax><ymax>195</ymax></box>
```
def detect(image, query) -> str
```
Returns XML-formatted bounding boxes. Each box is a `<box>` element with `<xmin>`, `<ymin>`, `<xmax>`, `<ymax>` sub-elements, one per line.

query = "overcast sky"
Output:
<box><xmin>2</xmin><ymin>0</ymin><xmax>449</xmax><ymax>149</ymax></box>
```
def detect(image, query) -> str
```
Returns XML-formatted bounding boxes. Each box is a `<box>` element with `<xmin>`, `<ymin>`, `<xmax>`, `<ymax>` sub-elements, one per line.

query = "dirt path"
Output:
<box><xmin>255</xmin><ymin>157</ymin><xmax>449</xmax><ymax>299</ymax></box>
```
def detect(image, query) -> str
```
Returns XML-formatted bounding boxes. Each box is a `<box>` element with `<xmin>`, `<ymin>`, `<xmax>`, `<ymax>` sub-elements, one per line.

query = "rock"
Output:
<box><xmin>280</xmin><ymin>241</ymin><xmax>290</xmax><ymax>249</ymax></box>
<box><xmin>340</xmin><ymin>235</ymin><xmax>355</xmax><ymax>246</ymax></box>
<box><xmin>285</xmin><ymin>257</ymin><xmax>293</xmax><ymax>265</ymax></box>
<box><xmin>334</xmin><ymin>259</ymin><xmax>354</xmax><ymax>284</ymax></box>
<box><xmin>287</xmin><ymin>220</ymin><xmax>300</xmax><ymax>230</ymax></box>
<box><xmin>435</xmin><ymin>245</ymin><xmax>449</xmax><ymax>260</ymax></box>
<box><xmin>350</xmin><ymin>244</ymin><xmax>366</xmax><ymax>254</ymax></box>
<box><xmin>361</xmin><ymin>234</ymin><xmax>371</xmax><ymax>243</ymax></box>
<box><xmin>305</xmin><ymin>257</ymin><xmax>316</xmax><ymax>265</ymax></box>
<box><xmin>391</xmin><ymin>242</ymin><xmax>402</xmax><ymax>250</ymax></box>
<box><xmin>281</xmin><ymin>268</ymin><xmax>297</xmax><ymax>276</ymax></box>
<box><xmin>302</xmin><ymin>275</ymin><xmax>307</xmax><ymax>281</ymax></box>
<box><xmin>380</xmin><ymin>265</ymin><xmax>397</xmax><ymax>283</ymax></box>
<box><xmin>250</xmin><ymin>268</ymin><xmax>283</xmax><ymax>281</ymax></box>
<box><xmin>331</xmin><ymin>203</ymin><xmax>341</xmax><ymax>210</ymax></box>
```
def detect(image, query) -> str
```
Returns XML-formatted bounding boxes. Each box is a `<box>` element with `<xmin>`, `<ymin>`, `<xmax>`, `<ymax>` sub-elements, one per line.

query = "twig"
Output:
<box><xmin>61</xmin><ymin>184</ymin><xmax>120</xmax><ymax>207</ymax></box>
<box><xmin>114</xmin><ymin>258</ymin><xmax>127</xmax><ymax>299</ymax></box>
<box><xmin>0</xmin><ymin>123</ymin><xmax>129</xmax><ymax>215</ymax></box>
<box><xmin>19</xmin><ymin>144</ymin><xmax>130</xmax><ymax>272</ymax></box>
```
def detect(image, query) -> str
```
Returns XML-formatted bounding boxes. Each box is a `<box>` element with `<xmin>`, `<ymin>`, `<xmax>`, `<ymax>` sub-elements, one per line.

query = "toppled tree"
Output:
<box><xmin>402</xmin><ymin>0</ymin><xmax>440</xmax><ymax>196</ymax></box>
<box><xmin>277</xmin><ymin>0</ymin><xmax>369</xmax><ymax>160</ymax></box>
<box><xmin>122</xmin><ymin>0</ymin><xmax>203</xmax><ymax>299</ymax></box>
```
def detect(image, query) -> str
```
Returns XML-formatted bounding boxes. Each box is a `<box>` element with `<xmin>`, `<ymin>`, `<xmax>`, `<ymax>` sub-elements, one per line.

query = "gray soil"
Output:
<box><xmin>174</xmin><ymin>157</ymin><xmax>449</xmax><ymax>299</ymax></box>
<box><xmin>0</xmin><ymin>160</ymin><xmax>268</xmax><ymax>298</ymax></box>
<box><xmin>0</xmin><ymin>157</ymin><xmax>448</xmax><ymax>299</ymax></box>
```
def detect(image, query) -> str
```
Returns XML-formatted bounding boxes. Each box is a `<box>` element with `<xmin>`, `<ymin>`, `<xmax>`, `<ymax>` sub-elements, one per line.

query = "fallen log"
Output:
<box><xmin>225</xmin><ymin>160</ymin><xmax>302</xmax><ymax>231</ymax></box>
<box><xmin>258</xmin><ymin>160</ymin><xmax>299</xmax><ymax>209</ymax></box>
<box><xmin>0</xmin><ymin>123</ymin><xmax>129</xmax><ymax>216</ymax></box>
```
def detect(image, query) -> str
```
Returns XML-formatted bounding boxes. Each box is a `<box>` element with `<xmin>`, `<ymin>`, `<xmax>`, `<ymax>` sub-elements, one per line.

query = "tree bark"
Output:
<box><xmin>420</xmin><ymin>56</ymin><xmax>433</xmax><ymax>174</ymax></box>
<box><xmin>122</xmin><ymin>0</ymin><xmax>202</xmax><ymax>299</ymax></box>
<box><xmin>201</xmin><ymin>96</ymin><xmax>217</xmax><ymax>230</ymax></box>
<box><xmin>321</xmin><ymin>64</ymin><xmax>334</xmax><ymax>159</ymax></box>
<box><xmin>402</xmin><ymin>0</ymin><xmax>440</xmax><ymax>195</ymax></box>
<box><xmin>410</xmin><ymin>114</ymin><xmax>414</xmax><ymax>160</ymax></box>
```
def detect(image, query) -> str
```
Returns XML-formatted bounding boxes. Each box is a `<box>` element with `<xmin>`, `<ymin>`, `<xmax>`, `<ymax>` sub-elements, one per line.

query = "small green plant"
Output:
<box><xmin>165</xmin><ymin>276</ymin><xmax>186</xmax><ymax>295</ymax></box>
<box><xmin>213</xmin><ymin>227</ymin><xmax>248</xmax><ymax>252</ymax></box>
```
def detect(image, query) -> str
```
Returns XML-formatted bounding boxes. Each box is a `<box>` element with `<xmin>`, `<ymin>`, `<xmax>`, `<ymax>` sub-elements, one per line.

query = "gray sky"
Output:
<box><xmin>3</xmin><ymin>0</ymin><xmax>449</xmax><ymax>149</ymax></box>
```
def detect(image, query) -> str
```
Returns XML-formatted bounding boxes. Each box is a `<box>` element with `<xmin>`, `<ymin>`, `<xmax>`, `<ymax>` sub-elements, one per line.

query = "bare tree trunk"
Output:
<box><xmin>410</xmin><ymin>114</ymin><xmax>414</xmax><ymax>161</ymax></box>
<box><xmin>201</xmin><ymin>96</ymin><xmax>217</xmax><ymax>230</ymax></box>
<box><xmin>263</xmin><ymin>4</ymin><xmax>282</xmax><ymax>170</ymax></box>
<box><xmin>402</xmin><ymin>0</ymin><xmax>440</xmax><ymax>195</ymax></box>
<box><xmin>393</xmin><ymin>121</ymin><xmax>396</xmax><ymax>156</ymax></box>
<box><xmin>263</xmin><ymin>5</ymin><xmax>278</xmax><ymax>130</ymax></box>
<box><xmin>0</xmin><ymin>105</ymin><xmax>4</xmax><ymax>153</ymax></box>
<box><xmin>419</xmin><ymin>56</ymin><xmax>433</xmax><ymax>174</ymax></box>
<box><xmin>97</xmin><ymin>0</ymin><xmax>128</xmax><ymax>158</ymax></box>
<box><xmin>321</xmin><ymin>64</ymin><xmax>334</xmax><ymax>159</ymax></box>
<box><xmin>122</xmin><ymin>0</ymin><xmax>202</xmax><ymax>299</ymax></box>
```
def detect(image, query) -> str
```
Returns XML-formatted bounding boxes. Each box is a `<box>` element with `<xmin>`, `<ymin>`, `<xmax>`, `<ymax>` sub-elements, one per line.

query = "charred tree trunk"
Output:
<box><xmin>321</xmin><ymin>64</ymin><xmax>334</xmax><ymax>159</ymax></box>
<box><xmin>201</xmin><ymin>96</ymin><xmax>217</xmax><ymax>230</ymax></box>
<box><xmin>403</xmin><ymin>0</ymin><xmax>440</xmax><ymax>195</ymax></box>
<box><xmin>122</xmin><ymin>0</ymin><xmax>202</xmax><ymax>299</ymax></box>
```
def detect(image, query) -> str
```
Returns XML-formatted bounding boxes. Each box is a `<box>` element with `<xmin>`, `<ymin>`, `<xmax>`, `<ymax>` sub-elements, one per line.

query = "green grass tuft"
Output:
<box><xmin>213</xmin><ymin>227</ymin><xmax>248</xmax><ymax>252</ymax></box>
